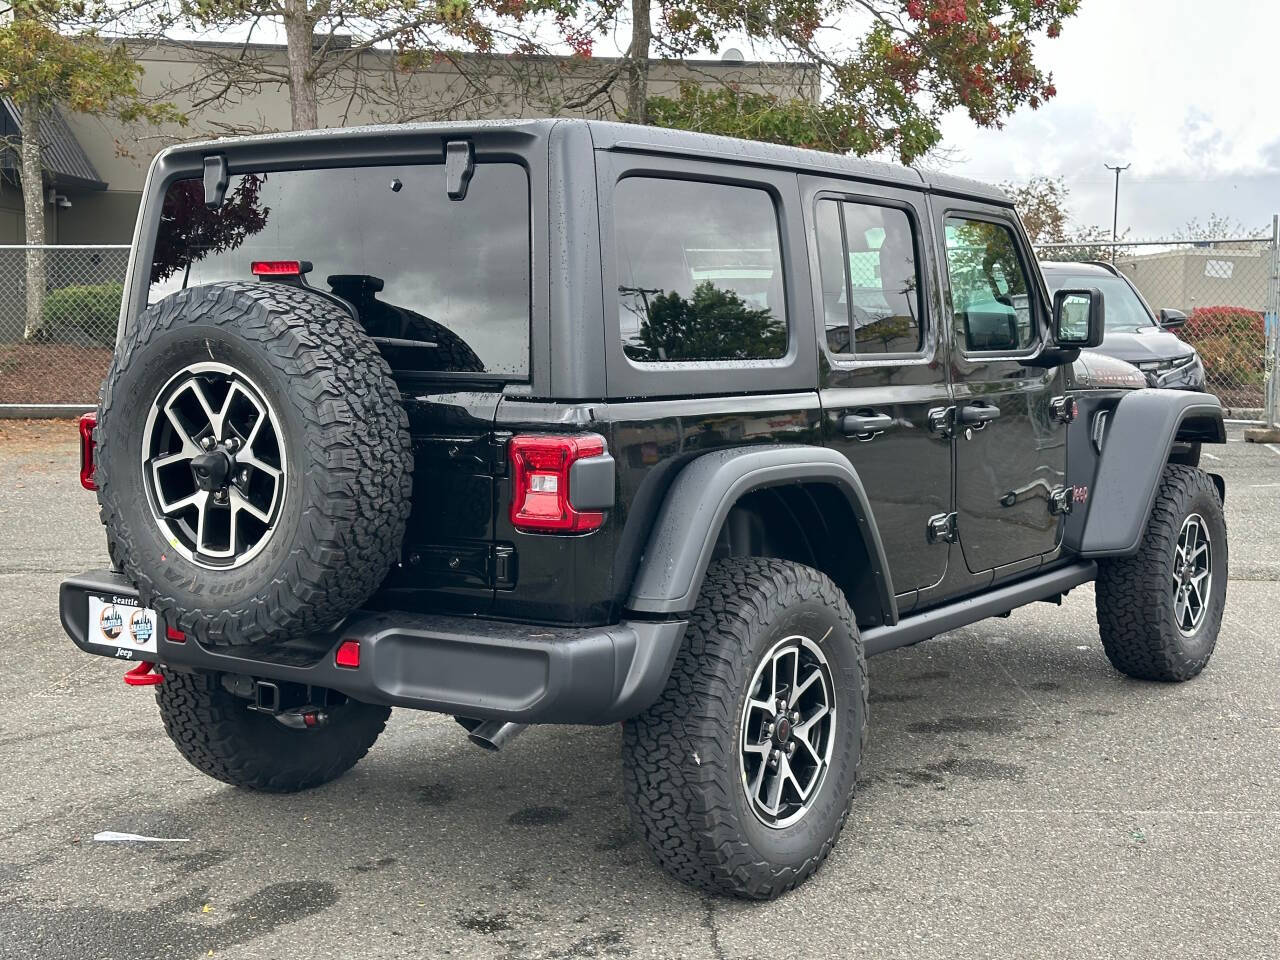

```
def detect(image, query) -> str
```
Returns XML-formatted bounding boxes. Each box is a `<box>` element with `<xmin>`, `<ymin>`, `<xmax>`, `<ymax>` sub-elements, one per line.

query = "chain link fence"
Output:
<box><xmin>0</xmin><ymin>244</ymin><xmax>129</xmax><ymax>408</ymax></box>
<box><xmin>1036</xmin><ymin>233</ymin><xmax>1280</xmax><ymax>415</ymax></box>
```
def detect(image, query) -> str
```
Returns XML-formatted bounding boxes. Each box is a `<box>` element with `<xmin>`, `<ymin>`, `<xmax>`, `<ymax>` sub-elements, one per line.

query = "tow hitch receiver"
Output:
<box><xmin>123</xmin><ymin>661</ymin><xmax>162</xmax><ymax>686</ymax></box>
<box><xmin>238</xmin><ymin>677</ymin><xmax>336</xmax><ymax>729</ymax></box>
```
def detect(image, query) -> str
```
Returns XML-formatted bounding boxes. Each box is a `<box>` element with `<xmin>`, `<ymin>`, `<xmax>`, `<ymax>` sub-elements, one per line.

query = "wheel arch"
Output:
<box><xmin>626</xmin><ymin>446</ymin><xmax>897</xmax><ymax>627</ymax></box>
<box><xmin>1077</xmin><ymin>390</ymin><xmax>1226</xmax><ymax>557</ymax></box>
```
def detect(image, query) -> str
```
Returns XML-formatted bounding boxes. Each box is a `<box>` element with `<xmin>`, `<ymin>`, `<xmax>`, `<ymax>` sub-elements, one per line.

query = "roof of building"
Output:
<box><xmin>161</xmin><ymin>118</ymin><xmax>1013</xmax><ymax>205</ymax></box>
<box><xmin>1</xmin><ymin>99</ymin><xmax>107</xmax><ymax>191</ymax></box>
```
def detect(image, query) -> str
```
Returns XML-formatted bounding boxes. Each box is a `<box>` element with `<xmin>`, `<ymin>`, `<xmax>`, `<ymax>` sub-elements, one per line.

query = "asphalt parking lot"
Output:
<box><xmin>1</xmin><ymin>419</ymin><xmax>1278</xmax><ymax>960</ymax></box>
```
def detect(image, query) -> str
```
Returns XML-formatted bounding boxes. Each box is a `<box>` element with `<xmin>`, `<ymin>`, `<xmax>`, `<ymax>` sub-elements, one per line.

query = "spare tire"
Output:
<box><xmin>96</xmin><ymin>281</ymin><xmax>412</xmax><ymax>651</ymax></box>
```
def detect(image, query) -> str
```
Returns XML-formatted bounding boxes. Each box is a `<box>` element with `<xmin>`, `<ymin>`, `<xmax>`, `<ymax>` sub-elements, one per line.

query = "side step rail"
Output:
<box><xmin>861</xmin><ymin>561</ymin><xmax>1097</xmax><ymax>656</ymax></box>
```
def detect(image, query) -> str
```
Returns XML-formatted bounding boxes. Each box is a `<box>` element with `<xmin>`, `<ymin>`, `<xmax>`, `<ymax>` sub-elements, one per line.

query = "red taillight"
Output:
<box><xmin>251</xmin><ymin>260</ymin><xmax>302</xmax><ymax>276</ymax></box>
<box><xmin>335</xmin><ymin>639</ymin><xmax>361</xmax><ymax>669</ymax></box>
<box><xmin>165</xmin><ymin>627</ymin><xmax>187</xmax><ymax>644</ymax></box>
<box><xmin>509</xmin><ymin>434</ymin><xmax>606</xmax><ymax>533</ymax></box>
<box><xmin>78</xmin><ymin>412</ymin><xmax>97</xmax><ymax>490</ymax></box>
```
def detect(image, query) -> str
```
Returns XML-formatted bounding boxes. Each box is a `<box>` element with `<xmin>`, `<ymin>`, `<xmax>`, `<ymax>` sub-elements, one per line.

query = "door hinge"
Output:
<box><xmin>1050</xmin><ymin>395</ymin><xmax>1079</xmax><ymax>424</ymax></box>
<box><xmin>491</xmin><ymin>544</ymin><xmax>517</xmax><ymax>588</ymax></box>
<box><xmin>927</xmin><ymin>406</ymin><xmax>955</xmax><ymax>439</ymax></box>
<box><xmin>927</xmin><ymin>512</ymin><xmax>958</xmax><ymax>544</ymax></box>
<box><xmin>1048</xmin><ymin>485</ymin><xmax>1076</xmax><ymax>516</ymax></box>
<box><xmin>490</xmin><ymin>431</ymin><xmax>512</xmax><ymax>476</ymax></box>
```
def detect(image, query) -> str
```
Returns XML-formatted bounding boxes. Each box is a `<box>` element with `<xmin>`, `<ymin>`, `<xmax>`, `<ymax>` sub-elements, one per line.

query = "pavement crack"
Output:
<box><xmin>702</xmin><ymin>896</ymin><xmax>727</xmax><ymax>960</ymax></box>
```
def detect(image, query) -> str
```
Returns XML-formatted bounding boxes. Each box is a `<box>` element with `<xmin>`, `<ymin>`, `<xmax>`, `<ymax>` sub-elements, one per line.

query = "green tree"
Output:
<box><xmin>1001</xmin><ymin>174</ymin><xmax>1115</xmax><ymax>262</ymax></box>
<box><xmin>625</xmin><ymin>281</ymin><xmax>786</xmax><ymax>361</ymax></box>
<box><xmin>0</xmin><ymin>0</ymin><xmax>180</xmax><ymax>338</ymax></box>
<box><xmin>159</xmin><ymin>0</ymin><xmax>564</xmax><ymax>133</ymax></box>
<box><xmin>565</xmin><ymin>0</ymin><xmax>1079</xmax><ymax>160</ymax></box>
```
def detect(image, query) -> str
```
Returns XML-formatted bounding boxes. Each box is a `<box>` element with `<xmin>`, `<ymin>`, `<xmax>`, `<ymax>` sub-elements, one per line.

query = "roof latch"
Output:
<box><xmin>444</xmin><ymin>140</ymin><xmax>474</xmax><ymax>201</ymax></box>
<box><xmin>203</xmin><ymin>154</ymin><xmax>229</xmax><ymax>209</ymax></box>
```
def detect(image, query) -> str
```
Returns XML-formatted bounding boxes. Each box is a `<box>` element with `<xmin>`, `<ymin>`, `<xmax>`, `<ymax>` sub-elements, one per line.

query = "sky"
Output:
<box><xmin>933</xmin><ymin>0</ymin><xmax>1280</xmax><ymax>240</ymax></box>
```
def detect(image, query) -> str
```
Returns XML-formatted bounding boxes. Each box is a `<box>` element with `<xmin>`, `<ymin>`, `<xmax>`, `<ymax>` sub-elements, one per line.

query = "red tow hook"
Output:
<box><xmin>123</xmin><ymin>661</ymin><xmax>163</xmax><ymax>686</ymax></box>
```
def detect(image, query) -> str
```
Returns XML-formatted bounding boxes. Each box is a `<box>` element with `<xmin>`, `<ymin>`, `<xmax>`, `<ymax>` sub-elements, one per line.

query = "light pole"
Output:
<box><xmin>1105</xmin><ymin>162</ymin><xmax>1130</xmax><ymax>263</ymax></box>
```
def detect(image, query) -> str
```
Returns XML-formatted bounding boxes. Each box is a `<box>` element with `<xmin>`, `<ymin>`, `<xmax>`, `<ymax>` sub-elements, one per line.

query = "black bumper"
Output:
<box><xmin>60</xmin><ymin>570</ymin><xmax>686</xmax><ymax>725</ymax></box>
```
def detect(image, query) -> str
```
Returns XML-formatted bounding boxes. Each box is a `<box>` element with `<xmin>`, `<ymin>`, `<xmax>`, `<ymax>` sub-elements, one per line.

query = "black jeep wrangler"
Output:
<box><xmin>60</xmin><ymin>120</ymin><xmax>1228</xmax><ymax>900</ymax></box>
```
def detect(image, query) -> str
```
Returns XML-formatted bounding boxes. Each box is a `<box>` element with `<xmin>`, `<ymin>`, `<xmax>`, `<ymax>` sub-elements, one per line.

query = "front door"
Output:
<box><xmin>936</xmin><ymin>204</ymin><xmax>1068</xmax><ymax>574</ymax></box>
<box><xmin>805</xmin><ymin>178</ymin><xmax>952</xmax><ymax>604</ymax></box>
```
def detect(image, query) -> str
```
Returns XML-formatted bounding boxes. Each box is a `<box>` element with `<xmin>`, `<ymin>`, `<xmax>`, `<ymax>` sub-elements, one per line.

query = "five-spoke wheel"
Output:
<box><xmin>1173</xmin><ymin>513</ymin><xmax>1212</xmax><ymax>636</ymax></box>
<box><xmin>141</xmin><ymin>361</ymin><xmax>286</xmax><ymax>569</ymax></box>
<box><xmin>740</xmin><ymin>635</ymin><xmax>836</xmax><ymax>829</ymax></box>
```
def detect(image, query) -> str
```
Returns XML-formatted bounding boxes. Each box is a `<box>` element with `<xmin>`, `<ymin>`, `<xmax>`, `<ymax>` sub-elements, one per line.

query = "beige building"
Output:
<box><xmin>1</xmin><ymin>39</ymin><xmax>817</xmax><ymax>245</ymax></box>
<box><xmin>1117</xmin><ymin>244</ymin><xmax>1272</xmax><ymax>315</ymax></box>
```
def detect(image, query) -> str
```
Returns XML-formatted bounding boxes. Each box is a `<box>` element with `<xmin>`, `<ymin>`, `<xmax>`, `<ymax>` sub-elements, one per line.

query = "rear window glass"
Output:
<box><xmin>613</xmin><ymin>177</ymin><xmax>787</xmax><ymax>364</ymax></box>
<box><xmin>150</xmin><ymin>162</ymin><xmax>531</xmax><ymax>376</ymax></box>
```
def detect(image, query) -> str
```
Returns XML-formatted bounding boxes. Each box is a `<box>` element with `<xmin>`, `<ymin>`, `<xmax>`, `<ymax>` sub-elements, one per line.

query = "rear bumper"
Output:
<box><xmin>60</xmin><ymin>569</ymin><xmax>686</xmax><ymax>725</ymax></box>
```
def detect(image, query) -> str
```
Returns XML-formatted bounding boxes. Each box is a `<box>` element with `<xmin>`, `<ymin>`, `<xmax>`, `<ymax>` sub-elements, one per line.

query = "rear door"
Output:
<box><xmin>934</xmin><ymin>202</ymin><xmax>1068</xmax><ymax>574</ymax></box>
<box><xmin>804</xmin><ymin>177</ymin><xmax>952</xmax><ymax>608</ymax></box>
<box><xmin>146</xmin><ymin>148</ymin><xmax>538</xmax><ymax>614</ymax></box>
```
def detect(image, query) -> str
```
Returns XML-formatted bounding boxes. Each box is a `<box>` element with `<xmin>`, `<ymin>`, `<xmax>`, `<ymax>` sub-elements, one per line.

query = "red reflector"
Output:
<box><xmin>335</xmin><ymin>640</ymin><xmax>361</xmax><ymax>669</ymax></box>
<box><xmin>78</xmin><ymin>412</ymin><xmax>97</xmax><ymax>490</ymax></box>
<box><xmin>251</xmin><ymin>260</ymin><xmax>302</xmax><ymax>276</ymax></box>
<box><xmin>509</xmin><ymin>434</ymin><xmax>606</xmax><ymax>534</ymax></box>
<box><xmin>165</xmin><ymin>627</ymin><xmax>187</xmax><ymax>643</ymax></box>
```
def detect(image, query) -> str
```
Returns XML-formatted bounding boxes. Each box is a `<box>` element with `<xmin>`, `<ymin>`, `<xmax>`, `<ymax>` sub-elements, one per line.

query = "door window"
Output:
<box><xmin>614</xmin><ymin>177</ymin><xmax>788</xmax><ymax>363</ymax></box>
<box><xmin>814</xmin><ymin>199</ymin><xmax>923</xmax><ymax>356</ymax></box>
<box><xmin>944</xmin><ymin>217</ymin><xmax>1036</xmax><ymax>352</ymax></box>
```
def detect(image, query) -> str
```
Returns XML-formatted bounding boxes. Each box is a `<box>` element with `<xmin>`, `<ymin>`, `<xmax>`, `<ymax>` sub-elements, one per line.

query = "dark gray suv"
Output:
<box><xmin>1041</xmin><ymin>260</ymin><xmax>1205</xmax><ymax>391</ymax></box>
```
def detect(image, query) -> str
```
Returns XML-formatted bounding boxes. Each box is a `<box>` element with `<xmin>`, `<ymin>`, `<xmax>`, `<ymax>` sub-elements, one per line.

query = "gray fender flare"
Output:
<box><xmin>625</xmin><ymin>445</ymin><xmax>897</xmax><ymax>623</ymax></box>
<box><xmin>1079</xmin><ymin>389</ymin><xmax>1225</xmax><ymax>557</ymax></box>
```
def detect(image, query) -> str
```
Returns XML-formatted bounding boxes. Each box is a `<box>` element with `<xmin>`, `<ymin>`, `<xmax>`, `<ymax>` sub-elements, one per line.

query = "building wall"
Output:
<box><xmin>1118</xmin><ymin>248</ymin><xmax>1270</xmax><ymax>314</ymax></box>
<box><xmin>52</xmin><ymin>42</ymin><xmax>817</xmax><ymax>243</ymax></box>
<box><xmin>0</xmin><ymin>181</ymin><xmax>60</xmax><ymax>244</ymax></box>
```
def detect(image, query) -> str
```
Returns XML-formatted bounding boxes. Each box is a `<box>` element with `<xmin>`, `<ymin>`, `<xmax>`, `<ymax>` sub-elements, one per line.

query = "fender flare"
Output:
<box><xmin>1079</xmin><ymin>389</ymin><xmax>1225</xmax><ymax>557</ymax></box>
<box><xmin>626</xmin><ymin>445</ymin><xmax>897</xmax><ymax>624</ymax></box>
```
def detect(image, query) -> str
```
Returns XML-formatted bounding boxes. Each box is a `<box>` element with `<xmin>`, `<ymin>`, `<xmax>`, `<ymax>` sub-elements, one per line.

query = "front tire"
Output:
<box><xmin>622</xmin><ymin>558</ymin><xmax>867</xmax><ymax>900</ymax></box>
<box><xmin>156</xmin><ymin>670</ymin><xmax>390</xmax><ymax>792</ymax></box>
<box><xmin>1096</xmin><ymin>464</ymin><xmax>1227</xmax><ymax>681</ymax></box>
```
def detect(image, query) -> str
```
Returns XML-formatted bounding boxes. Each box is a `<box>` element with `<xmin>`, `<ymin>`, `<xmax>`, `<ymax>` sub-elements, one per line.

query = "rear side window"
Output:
<box><xmin>149</xmin><ymin>163</ymin><xmax>531</xmax><ymax>376</ymax></box>
<box><xmin>613</xmin><ymin>177</ymin><xmax>787</xmax><ymax>363</ymax></box>
<box><xmin>814</xmin><ymin>199</ymin><xmax>923</xmax><ymax>355</ymax></box>
<box><xmin>944</xmin><ymin>216</ymin><xmax>1035</xmax><ymax>352</ymax></box>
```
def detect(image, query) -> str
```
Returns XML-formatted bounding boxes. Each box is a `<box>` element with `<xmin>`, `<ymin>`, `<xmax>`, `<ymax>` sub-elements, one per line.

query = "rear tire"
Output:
<box><xmin>621</xmin><ymin>558</ymin><xmax>867</xmax><ymax>900</ymax></box>
<box><xmin>155</xmin><ymin>670</ymin><xmax>390</xmax><ymax>792</ymax></box>
<box><xmin>1095</xmin><ymin>464</ymin><xmax>1227</xmax><ymax>681</ymax></box>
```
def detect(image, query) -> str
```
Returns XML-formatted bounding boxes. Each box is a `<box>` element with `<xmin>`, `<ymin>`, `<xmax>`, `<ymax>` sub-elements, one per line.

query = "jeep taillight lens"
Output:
<box><xmin>509</xmin><ymin>434</ymin><xmax>606</xmax><ymax>533</ymax></box>
<box><xmin>78</xmin><ymin>412</ymin><xmax>97</xmax><ymax>490</ymax></box>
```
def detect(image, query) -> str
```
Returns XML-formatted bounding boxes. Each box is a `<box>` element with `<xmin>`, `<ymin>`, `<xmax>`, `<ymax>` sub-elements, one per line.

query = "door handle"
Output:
<box><xmin>958</xmin><ymin>403</ymin><xmax>1001</xmax><ymax>427</ymax></box>
<box><xmin>840</xmin><ymin>412</ymin><xmax>894</xmax><ymax>439</ymax></box>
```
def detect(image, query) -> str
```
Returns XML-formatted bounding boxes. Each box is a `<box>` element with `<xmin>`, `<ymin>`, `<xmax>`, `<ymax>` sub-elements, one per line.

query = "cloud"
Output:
<box><xmin>936</xmin><ymin>0</ymin><xmax>1279</xmax><ymax>237</ymax></box>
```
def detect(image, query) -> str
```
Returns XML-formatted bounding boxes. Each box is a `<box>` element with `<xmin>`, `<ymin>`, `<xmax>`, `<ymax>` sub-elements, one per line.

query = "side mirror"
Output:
<box><xmin>1158</xmin><ymin>308</ymin><xmax>1188</xmax><ymax>330</ymax></box>
<box><xmin>1053</xmin><ymin>288</ymin><xmax>1105</xmax><ymax>348</ymax></box>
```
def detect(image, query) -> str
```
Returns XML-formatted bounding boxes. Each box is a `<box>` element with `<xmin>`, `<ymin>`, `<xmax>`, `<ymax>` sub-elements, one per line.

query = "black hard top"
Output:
<box><xmin>159</xmin><ymin>118</ymin><xmax>1013</xmax><ymax>206</ymax></box>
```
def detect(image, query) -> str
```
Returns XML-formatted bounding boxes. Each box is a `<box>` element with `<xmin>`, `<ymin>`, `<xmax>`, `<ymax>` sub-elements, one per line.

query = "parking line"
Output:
<box><xmin>1268</xmin><ymin>444</ymin><xmax>1280</xmax><ymax>459</ymax></box>
<box><xmin>1202</xmin><ymin>451</ymin><xmax>1221</xmax><ymax>461</ymax></box>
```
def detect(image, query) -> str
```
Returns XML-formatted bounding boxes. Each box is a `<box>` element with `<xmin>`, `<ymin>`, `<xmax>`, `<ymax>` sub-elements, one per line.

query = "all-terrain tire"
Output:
<box><xmin>621</xmin><ymin>558</ymin><xmax>867</xmax><ymax>900</ymax></box>
<box><xmin>156</xmin><ymin>669</ymin><xmax>390</xmax><ymax>792</ymax></box>
<box><xmin>1096</xmin><ymin>464</ymin><xmax>1227</xmax><ymax>681</ymax></box>
<box><xmin>96</xmin><ymin>282</ymin><xmax>412</xmax><ymax>652</ymax></box>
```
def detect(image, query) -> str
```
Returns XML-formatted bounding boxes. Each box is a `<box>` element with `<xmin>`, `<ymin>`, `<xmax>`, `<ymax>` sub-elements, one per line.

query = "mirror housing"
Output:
<box><xmin>1158</xmin><ymin>307</ymin><xmax>1188</xmax><ymax>330</ymax></box>
<box><xmin>1053</xmin><ymin>287</ymin><xmax>1105</xmax><ymax>348</ymax></box>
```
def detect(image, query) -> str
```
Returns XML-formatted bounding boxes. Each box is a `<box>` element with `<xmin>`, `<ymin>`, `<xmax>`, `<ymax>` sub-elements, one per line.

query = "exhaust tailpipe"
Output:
<box><xmin>466</xmin><ymin>719</ymin><xmax>528</xmax><ymax>752</ymax></box>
